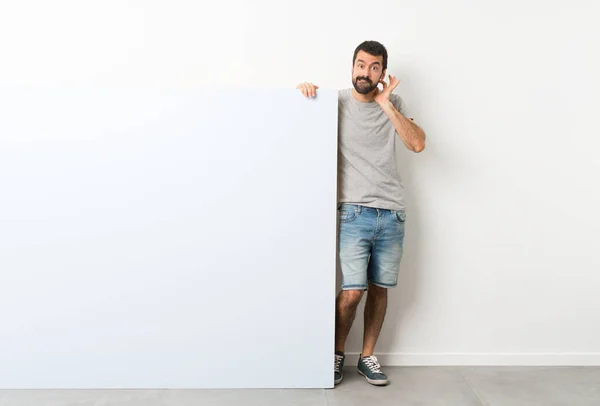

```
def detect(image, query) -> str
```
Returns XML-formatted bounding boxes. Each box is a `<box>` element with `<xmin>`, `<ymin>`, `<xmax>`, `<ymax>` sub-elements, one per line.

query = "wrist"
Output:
<box><xmin>378</xmin><ymin>99</ymin><xmax>394</xmax><ymax>111</ymax></box>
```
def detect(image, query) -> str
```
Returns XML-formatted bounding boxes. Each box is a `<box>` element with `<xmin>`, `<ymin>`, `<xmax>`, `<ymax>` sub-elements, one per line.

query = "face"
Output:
<box><xmin>352</xmin><ymin>50</ymin><xmax>385</xmax><ymax>95</ymax></box>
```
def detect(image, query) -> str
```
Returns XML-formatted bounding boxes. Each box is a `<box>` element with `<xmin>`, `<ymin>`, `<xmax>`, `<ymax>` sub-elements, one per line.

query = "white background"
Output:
<box><xmin>1</xmin><ymin>0</ymin><xmax>599</xmax><ymax>369</ymax></box>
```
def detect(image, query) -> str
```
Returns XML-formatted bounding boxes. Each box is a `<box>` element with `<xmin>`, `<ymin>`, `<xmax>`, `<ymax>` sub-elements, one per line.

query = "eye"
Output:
<box><xmin>372</xmin><ymin>66</ymin><xmax>379</xmax><ymax>71</ymax></box>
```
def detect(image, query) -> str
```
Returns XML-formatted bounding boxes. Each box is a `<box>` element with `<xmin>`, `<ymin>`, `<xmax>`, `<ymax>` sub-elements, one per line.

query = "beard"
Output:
<box><xmin>353</xmin><ymin>76</ymin><xmax>378</xmax><ymax>95</ymax></box>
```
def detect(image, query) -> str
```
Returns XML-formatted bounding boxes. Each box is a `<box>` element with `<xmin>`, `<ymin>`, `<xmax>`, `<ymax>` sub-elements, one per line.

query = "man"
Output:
<box><xmin>297</xmin><ymin>40</ymin><xmax>426</xmax><ymax>386</ymax></box>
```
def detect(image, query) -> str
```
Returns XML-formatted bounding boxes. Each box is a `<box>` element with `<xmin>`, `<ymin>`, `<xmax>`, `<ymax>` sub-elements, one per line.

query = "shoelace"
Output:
<box><xmin>363</xmin><ymin>356</ymin><xmax>383</xmax><ymax>373</ymax></box>
<box><xmin>334</xmin><ymin>355</ymin><xmax>343</xmax><ymax>372</ymax></box>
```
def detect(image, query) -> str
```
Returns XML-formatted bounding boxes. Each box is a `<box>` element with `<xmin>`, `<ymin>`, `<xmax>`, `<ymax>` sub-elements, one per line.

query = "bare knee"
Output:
<box><xmin>337</xmin><ymin>289</ymin><xmax>364</xmax><ymax>312</ymax></box>
<box><xmin>367</xmin><ymin>282</ymin><xmax>388</xmax><ymax>298</ymax></box>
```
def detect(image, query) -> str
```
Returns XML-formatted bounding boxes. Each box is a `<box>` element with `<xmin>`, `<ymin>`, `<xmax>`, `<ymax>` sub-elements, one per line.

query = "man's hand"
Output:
<box><xmin>374</xmin><ymin>75</ymin><xmax>400</xmax><ymax>106</ymax></box>
<box><xmin>376</xmin><ymin>74</ymin><xmax>426</xmax><ymax>153</ymax></box>
<box><xmin>296</xmin><ymin>82</ymin><xmax>319</xmax><ymax>98</ymax></box>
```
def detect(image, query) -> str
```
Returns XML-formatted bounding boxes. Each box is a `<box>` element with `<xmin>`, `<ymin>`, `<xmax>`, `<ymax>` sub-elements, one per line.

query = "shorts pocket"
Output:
<box><xmin>394</xmin><ymin>210</ymin><xmax>406</xmax><ymax>223</ymax></box>
<box><xmin>338</xmin><ymin>207</ymin><xmax>358</xmax><ymax>223</ymax></box>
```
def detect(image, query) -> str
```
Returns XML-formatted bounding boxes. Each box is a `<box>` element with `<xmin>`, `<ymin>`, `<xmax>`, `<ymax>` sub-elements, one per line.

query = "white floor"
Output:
<box><xmin>1</xmin><ymin>366</ymin><xmax>599</xmax><ymax>405</ymax></box>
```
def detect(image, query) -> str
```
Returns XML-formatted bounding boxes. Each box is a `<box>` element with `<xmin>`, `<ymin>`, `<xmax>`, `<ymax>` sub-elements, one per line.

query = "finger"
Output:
<box><xmin>297</xmin><ymin>83</ymin><xmax>307</xmax><ymax>96</ymax></box>
<box><xmin>302</xmin><ymin>85</ymin><xmax>309</xmax><ymax>97</ymax></box>
<box><xmin>305</xmin><ymin>83</ymin><xmax>314</xmax><ymax>98</ymax></box>
<box><xmin>302</xmin><ymin>82</ymin><xmax>312</xmax><ymax>98</ymax></box>
<box><xmin>386</xmin><ymin>76</ymin><xmax>397</xmax><ymax>91</ymax></box>
<box><xmin>297</xmin><ymin>82</ymin><xmax>318</xmax><ymax>98</ymax></box>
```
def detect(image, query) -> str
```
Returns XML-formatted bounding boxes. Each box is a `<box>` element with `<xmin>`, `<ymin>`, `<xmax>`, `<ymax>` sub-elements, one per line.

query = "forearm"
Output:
<box><xmin>380</xmin><ymin>100</ymin><xmax>426</xmax><ymax>153</ymax></box>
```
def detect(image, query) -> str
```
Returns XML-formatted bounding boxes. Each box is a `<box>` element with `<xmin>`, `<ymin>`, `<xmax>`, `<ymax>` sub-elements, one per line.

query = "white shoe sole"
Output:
<box><xmin>358</xmin><ymin>369</ymin><xmax>389</xmax><ymax>386</ymax></box>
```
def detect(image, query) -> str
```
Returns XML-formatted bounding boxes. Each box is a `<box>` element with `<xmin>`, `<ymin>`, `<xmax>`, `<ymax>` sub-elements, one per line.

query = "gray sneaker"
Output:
<box><xmin>334</xmin><ymin>351</ymin><xmax>345</xmax><ymax>385</ymax></box>
<box><xmin>357</xmin><ymin>355</ymin><xmax>389</xmax><ymax>386</ymax></box>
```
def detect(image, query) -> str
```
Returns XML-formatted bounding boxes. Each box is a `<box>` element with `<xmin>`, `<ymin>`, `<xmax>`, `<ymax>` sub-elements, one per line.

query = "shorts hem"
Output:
<box><xmin>341</xmin><ymin>284</ymin><xmax>368</xmax><ymax>291</ymax></box>
<box><xmin>368</xmin><ymin>280</ymin><xmax>397</xmax><ymax>289</ymax></box>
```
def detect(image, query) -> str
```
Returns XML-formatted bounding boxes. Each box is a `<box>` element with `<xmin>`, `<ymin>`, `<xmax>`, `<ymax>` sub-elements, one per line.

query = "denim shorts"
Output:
<box><xmin>337</xmin><ymin>203</ymin><xmax>406</xmax><ymax>290</ymax></box>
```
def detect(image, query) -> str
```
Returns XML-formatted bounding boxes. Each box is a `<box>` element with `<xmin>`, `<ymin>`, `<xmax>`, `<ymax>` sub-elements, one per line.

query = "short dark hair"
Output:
<box><xmin>353</xmin><ymin>41</ymin><xmax>388</xmax><ymax>70</ymax></box>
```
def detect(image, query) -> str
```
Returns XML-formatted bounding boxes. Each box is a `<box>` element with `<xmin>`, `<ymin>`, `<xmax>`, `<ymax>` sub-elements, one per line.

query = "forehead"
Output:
<box><xmin>355</xmin><ymin>50</ymin><xmax>383</xmax><ymax>65</ymax></box>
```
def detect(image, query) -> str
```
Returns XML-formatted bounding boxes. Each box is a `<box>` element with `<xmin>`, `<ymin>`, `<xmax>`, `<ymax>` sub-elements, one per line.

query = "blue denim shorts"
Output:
<box><xmin>337</xmin><ymin>204</ymin><xmax>406</xmax><ymax>290</ymax></box>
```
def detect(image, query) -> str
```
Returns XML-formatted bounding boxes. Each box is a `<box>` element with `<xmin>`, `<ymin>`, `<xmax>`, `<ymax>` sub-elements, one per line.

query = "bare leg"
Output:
<box><xmin>335</xmin><ymin>289</ymin><xmax>364</xmax><ymax>353</ymax></box>
<box><xmin>362</xmin><ymin>283</ymin><xmax>388</xmax><ymax>357</ymax></box>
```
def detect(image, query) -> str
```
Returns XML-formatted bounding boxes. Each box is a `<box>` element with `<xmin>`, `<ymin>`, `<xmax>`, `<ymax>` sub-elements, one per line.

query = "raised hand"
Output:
<box><xmin>374</xmin><ymin>75</ymin><xmax>400</xmax><ymax>105</ymax></box>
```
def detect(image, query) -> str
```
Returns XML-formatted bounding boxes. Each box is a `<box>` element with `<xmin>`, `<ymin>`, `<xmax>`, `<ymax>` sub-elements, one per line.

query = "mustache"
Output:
<box><xmin>355</xmin><ymin>76</ymin><xmax>372</xmax><ymax>83</ymax></box>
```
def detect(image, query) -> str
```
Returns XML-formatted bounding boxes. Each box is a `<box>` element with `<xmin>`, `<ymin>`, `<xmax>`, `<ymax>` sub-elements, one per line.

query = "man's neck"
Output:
<box><xmin>352</xmin><ymin>88</ymin><xmax>376</xmax><ymax>103</ymax></box>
